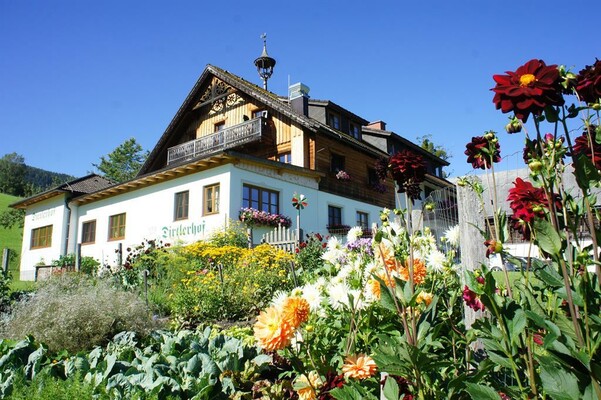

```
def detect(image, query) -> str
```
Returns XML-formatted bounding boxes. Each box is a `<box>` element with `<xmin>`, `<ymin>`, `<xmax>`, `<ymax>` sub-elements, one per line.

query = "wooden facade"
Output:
<box><xmin>140</xmin><ymin>66</ymin><xmax>401</xmax><ymax>210</ymax></box>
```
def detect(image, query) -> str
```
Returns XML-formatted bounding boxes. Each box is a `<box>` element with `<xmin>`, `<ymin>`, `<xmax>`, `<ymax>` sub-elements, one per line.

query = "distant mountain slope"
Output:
<box><xmin>25</xmin><ymin>165</ymin><xmax>76</xmax><ymax>192</ymax></box>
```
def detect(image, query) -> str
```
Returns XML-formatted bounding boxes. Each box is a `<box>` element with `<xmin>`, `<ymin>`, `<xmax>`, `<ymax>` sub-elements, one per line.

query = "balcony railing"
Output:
<box><xmin>167</xmin><ymin>117</ymin><xmax>264</xmax><ymax>165</ymax></box>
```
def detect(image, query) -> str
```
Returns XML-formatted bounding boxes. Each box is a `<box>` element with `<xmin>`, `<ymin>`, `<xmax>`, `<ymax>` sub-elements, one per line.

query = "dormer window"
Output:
<box><xmin>328</xmin><ymin>112</ymin><xmax>340</xmax><ymax>130</ymax></box>
<box><xmin>349</xmin><ymin>122</ymin><xmax>361</xmax><ymax>139</ymax></box>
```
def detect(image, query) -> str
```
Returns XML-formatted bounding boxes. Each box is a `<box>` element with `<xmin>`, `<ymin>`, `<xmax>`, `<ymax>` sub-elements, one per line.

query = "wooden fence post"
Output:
<box><xmin>2</xmin><ymin>248</ymin><xmax>9</xmax><ymax>277</ymax></box>
<box><xmin>76</xmin><ymin>244</ymin><xmax>82</xmax><ymax>272</ymax></box>
<box><xmin>457</xmin><ymin>181</ymin><xmax>486</xmax><ymax>329</ymax></box>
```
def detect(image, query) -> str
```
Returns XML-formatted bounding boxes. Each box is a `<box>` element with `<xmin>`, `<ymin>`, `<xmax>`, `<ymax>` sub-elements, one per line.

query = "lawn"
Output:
<box><xmin>0</xmin><ymin>192</ymin><xmax>24</xmax><ymax>283</ymax></box>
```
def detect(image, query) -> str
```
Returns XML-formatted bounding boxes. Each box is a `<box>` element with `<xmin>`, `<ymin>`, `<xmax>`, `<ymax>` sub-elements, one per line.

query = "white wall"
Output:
<box><xmin>20</xmin><ymin>195</ymin><xmax>69</xmax><ymax>280</ymax></box>
<box><xmin>19</xmin><ymin>161</ymin><xmax>390</xmax><ymax>279</ymax></box>
<box><xmin>75</xmin><ymin>165</ymin><xmax>233</xmax><ymax>266</ymax></box>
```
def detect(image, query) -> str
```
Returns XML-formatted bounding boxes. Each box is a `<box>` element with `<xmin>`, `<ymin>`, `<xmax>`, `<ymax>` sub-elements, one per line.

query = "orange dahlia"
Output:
<box><xmin>253</xmin><ymin>306</ymin><xmax>295</xmax><ymax>351</ymax></box>
<box><xmin>398</xmin><ymin>258</ymin><xmax>427</xmax><ymax>285</ymax></box>
<box><xmin>376</xmin><ymin>244</ymin><xmax>400</xmax><ymax>273</ymax></box>
<box><xmin>342</xmin><ymin>354</ymin><xmax>377</xmax><ymax>380</ymax></box>
<box><xmin>295</xmin><ymin>371</ymin><xmax>323</xmax><ymax>400</ymax></box>
<box><xmin>281</xmin><ymin>296</ymin><xmax>310</xmax><ymax>328</ymax></box>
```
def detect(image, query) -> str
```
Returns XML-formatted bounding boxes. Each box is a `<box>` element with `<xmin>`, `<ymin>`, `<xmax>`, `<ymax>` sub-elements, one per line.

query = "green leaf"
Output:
<box><xmin>535</xmin><ymin>263</ymin><xmax>564</xmax><ymax>287</ymax></box>
<box><xmin>540</xmin><ymin>361</ymin><xmax>581</xmax><ymax>400</ymax></box>
<box><xmin>544</xmin><ymin>105</ymin><xmax>559</xmax><ymax>122</ymax></box>
<box><xmin>509</xmin><ymin>308</ymin><xmax>527</xmax><ymax>345</ymax></box>
<box><xmin>464</xmin><ymin>382</ymin><xmax>502</xmax><ymax>399</ymax></box>
<box><xmin>533</xmin><ymin>219</ymin><xmax>562</xmax><ymax>256</ymax></box>
<box><xmin>573</xmin><ymin>154</ymin><xmax>601</xmax><ymax>190</ymax></box>
<box><xmin>382</xmin><ymin>375</ymin><xmax>400</xmax><ymax>400</ymax></box>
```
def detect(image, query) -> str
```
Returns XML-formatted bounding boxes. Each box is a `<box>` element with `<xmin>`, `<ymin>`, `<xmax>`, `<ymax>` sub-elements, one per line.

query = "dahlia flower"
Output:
<box><xmin>281</xmin><ymin>296</ymin><xmax>310</xmax><ymax>329</ymax></box>
<box><xmin>253</xmin><ymin>306</ymin><xmax>295</xmax><ymax>351</ymax></box>
<box><xmin>492</xmin><ymin>59</ymin><xmax>564</xmax><ymax>122</ymax></box>
<box><xmin>341</xmin><ymin>354</ymin><xmax>377</xmax><ymax>380</ymax></box>
<box><xmin>575</xmin><ymin>58</ymin><xmax>601</xmax><ymax>104</ymax></box>
<box><xmin>464</xmin><ymin>133</ymin><xmax>501</xmax><ymax>170</ymax></box>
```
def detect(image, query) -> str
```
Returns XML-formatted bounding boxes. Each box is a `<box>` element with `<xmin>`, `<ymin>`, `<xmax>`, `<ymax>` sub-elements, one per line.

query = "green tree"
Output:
<box><xmin>0</xmin><ymin>153</ymin><xmax>27</xmax><ymax>196</ymax></box>
<box><xmin>417</xmin><ymin>134</ymin><xmax>450</xmax><ymax>161</ymax></box>
<box><xmin>0</xmin><ymin>208</ymin><xmax>25</xmax><ymax>229</ymax></box>
<box><xmin>93</xmin><ymin>138</ymin><xmax>149</xmax><ymax>183</ymax></box>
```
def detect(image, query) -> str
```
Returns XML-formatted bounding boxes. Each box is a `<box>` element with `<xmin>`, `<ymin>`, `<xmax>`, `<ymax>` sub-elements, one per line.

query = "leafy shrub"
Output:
<box><xmin>51</xmin><ymin>253</ymin><xmax>100</xmax><ymax>275</ymax></box>
<box><xmin>171</xmin><ymin>243</ymin><xmax>294</xmax><ymax>324</ymax></box>
<box><xmin>3</xmin><ymin>273</ymin><xmax>158</xmax><ymax>353</ymax></box>
<box><xmin>294</xmin><ymin>232</ymin><xmax>326</xmax><ymax>277</ymax></box>
<box><xmin>208</xmin><ymin>220</ymin><xmax>248</xmax><ymax>248</ymax></box>
<box><xmin>0</xmin><ymin>270</ymin><xmax>11</xmax><ymax>312</ymax></box>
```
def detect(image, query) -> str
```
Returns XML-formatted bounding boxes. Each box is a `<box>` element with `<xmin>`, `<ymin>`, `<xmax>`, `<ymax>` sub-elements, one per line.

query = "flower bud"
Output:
<box><xmin>505</xmin><ymin>117</ymin><xmax>522</xmax><ymax>134</ymax></box>
<box><xmin>305</xmin><ymin>325</ymin><xmax>314</xmax><ymax>332</ymax></box>
<box><xmin>528</xmin><ymin>160</ymin><xmax>543</xmax><ymax>172</ymax></box>
<box><xmin>592</xmin><ymin>103</ymin><xmax>601</xmax><ymax>111</ymax></box>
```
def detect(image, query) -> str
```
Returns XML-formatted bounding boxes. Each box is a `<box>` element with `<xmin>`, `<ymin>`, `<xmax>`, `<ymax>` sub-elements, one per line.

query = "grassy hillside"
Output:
<box><xmin>0</xmin><ymin>193</ymin><xmax>23</xmax><ymax>279</ymax></box>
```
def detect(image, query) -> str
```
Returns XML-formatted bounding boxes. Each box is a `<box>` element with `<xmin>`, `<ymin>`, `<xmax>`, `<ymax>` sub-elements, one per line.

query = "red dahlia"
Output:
<box><xmin>492</xmin><ymin>59</ymin><xmax>564</xmax><ymax>122</ymax></box>
<box><xmin>388</xmin><ymin>150</ymin><xmax>426</xmax><ymax>201</ymax></box>
<box><xmin>572</xmin><ymin>125</ymin><xmax>601</xmax><ymax>169</ymax></box>
<box><xmin>464</xmin><ymin>134</ymin><xmax>501</xmax><ymax>169</ymax></box>
<box><xmin>507</xmin><ymin>177</ymin><xmax>559</xmax><ymax>240</ymax></box>
<box><xmin>575</xmin><ymin>59</ymin><xmax>601</xmax><ymax>104</ymax></box>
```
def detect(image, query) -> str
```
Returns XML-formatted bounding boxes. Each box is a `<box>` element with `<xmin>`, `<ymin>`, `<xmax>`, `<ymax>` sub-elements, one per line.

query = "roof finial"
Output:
<box><xmin>254</xmin><ymin>33</ymin><xmax>276</xmax><ymax>90</ymax></box>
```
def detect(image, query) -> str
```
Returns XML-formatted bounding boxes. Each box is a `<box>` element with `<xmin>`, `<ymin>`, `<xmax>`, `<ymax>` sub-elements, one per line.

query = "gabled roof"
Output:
<box><xmin>362</xmin><ymin>127</ymin><xmax>450</xmax><ymax>167</ymax></box>
<box><xmin>139</xmin><ymin>65</ymin><xmax>389</xmax><ymax>175</ymax></box>
<box><xmin>10</xmin><ymin>174</ymin><xmax>114</xmax><ymax>209</ymax></box>
<box><xmin>72</xmin><ymin>150</ymin><xmax>323</xmax><ymax>206</ymax></box>
<box><xmin>307</xmin><ymin>99</ymin><xmax>370</xmax><ymax>126</ymax></box>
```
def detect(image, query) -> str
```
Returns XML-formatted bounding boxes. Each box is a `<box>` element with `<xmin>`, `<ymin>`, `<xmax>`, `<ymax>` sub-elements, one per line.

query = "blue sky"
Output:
<box><xmin>1</xmin><ymin>0</ymin><xmax>598</xmax><ymax>179</ymax></box>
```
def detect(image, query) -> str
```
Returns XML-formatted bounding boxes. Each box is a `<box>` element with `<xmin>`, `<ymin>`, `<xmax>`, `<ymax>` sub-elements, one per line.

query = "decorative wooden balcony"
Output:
<box><xmin>167</xmin><ymin>116</ymin><xmax>265</xmax><ymax>165</ymax></box>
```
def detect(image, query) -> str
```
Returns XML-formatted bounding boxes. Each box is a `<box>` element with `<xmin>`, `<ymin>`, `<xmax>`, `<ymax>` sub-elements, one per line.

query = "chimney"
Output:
<box><xmin>289</xmin><ymin>82</ymin><xmax>310</xmax><ymax>116</ymax></box>
<box><xmin>367</xmin><ymin>120</ymin><xmax>386</xmax><ymax>130</ymax></box>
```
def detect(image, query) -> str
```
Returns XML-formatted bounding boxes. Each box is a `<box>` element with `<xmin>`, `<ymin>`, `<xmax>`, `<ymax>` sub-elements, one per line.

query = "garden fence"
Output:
<box><xmin>261</xmin><ymin>224</ymin><xmax>299</xmax><ymax>253</ymax></box>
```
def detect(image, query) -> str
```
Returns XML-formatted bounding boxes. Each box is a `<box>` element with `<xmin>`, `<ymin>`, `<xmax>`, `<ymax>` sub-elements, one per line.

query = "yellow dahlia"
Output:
<box><xmin>342</xmin><ymin>354</ymin><xmax>377</xmax><ymax>380</ymax></box>
<box><xmin>416</xmin><ymin>291</ymin><xmax>433</xmax><ymax>306</ymax></box>
<box><xmin>281</xmin><ymin>296</ymin><xmax>310</xmax><ymax>328</ymax></box>
<box><xmin>253</xmin><ymin>306</ymin><xmax>295</xmax><ymax>351</ymax></box>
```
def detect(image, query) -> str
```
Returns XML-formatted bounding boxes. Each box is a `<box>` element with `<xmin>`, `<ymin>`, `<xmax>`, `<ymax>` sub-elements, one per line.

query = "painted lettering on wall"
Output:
<box><xmin>162</xmin><ymin>220</ymin><xmax>206</xmax><ymax>239</ymax></box>
<box><xmin>32</xmin><ymin>209</ymin><xmax>56</xmax><ymax>221</ymax></box>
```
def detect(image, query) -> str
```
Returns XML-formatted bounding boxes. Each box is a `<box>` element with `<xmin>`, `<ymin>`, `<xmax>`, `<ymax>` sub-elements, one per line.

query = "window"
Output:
<box><xmin>252</xmin><ymin>109</ymin><xmax>266</xmax><ymax>119</ymax></box>
<box><xmin>108</xmin><ymin>213</ymin><xmax>126</xmax><ymax>241</ymax></box>
<box><xmin>356</xmin><ymin>211</ymin><xmax>369</xmax><ymax>228</ymax></box>
<box><xmin>214</xmin><ymin>121</ymin><xmax>225</xmax><ymax>132</ymax></box>
<box><xmin>204</xmin><ymin>184</ymin><xmax>220</xmax><ymax>215</ymax></box>
<box><xmin>328</xmin><ymin>206</ymin><xmax>342</xmax><ymax>227</ymax></box>
<box><xmin>349</xmin><ymin>122</ymin><xmax>361</xmax><ymax>139</ymax></box>
<box><xmin>31</xmin><ymin>225</ymin><xmax>52</xmax><ymax>249</ymax></box>
<box><xmin>367</xmin><ymin>168</ymin><xmax>379</xmax><ymax>185</ymax></box>
<box><xmin>174</xmin><ymin>191</ymin><xmax>189</xmax><ymax>220</ymax></box>
<box><xmin>278</xmin><ymin>152</ymin><xmax>292</xmax><ymax>164</ymax></box>
<box><xmin>81</xmin><ymin>220</ymin><xmax>96</xmax><ymax>244</ymax></box>
<box><xmin>331</xmin><ymin>153</ymin><xmax>345</xmax><ymax>173</ymax></box>
<box><xmin>328</xmin><ymin>112</ymin><xmax>340</xmax><ymax>130</ymax></box>
<box><xmin>243</xmin><ymin>184</ymin><xmax>279</xmax><ymax>214</ymax></box>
